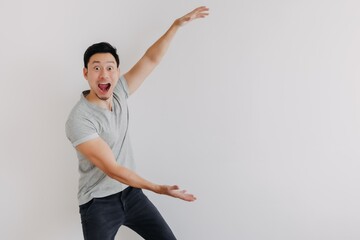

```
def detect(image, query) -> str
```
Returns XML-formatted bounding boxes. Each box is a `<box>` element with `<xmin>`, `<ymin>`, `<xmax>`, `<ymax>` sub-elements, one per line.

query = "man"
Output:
<box><xmin>65</xmin><ymin>6</ymin><xmax>209</xmax><ymax>240</ymax></box>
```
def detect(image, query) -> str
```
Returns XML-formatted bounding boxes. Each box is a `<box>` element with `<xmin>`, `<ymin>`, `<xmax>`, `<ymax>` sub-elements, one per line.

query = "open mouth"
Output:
<box><xmin>98</xmin><ymin>83</ymin><xmax>111</xmax><ymax>93</ymax></box>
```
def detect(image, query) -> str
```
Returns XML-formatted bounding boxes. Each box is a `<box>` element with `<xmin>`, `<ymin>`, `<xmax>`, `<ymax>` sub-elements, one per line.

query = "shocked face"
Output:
<box><xmin>83</xmin><ymin>53</ymin><xmax>120</xmax><ymax>102</ymax></box>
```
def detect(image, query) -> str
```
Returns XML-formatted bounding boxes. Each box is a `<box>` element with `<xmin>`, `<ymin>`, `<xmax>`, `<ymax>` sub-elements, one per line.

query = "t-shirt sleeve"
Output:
<box><xmin>114</xmin><ymin>75</ymin><xmax>130</xmax><ymax>98</ymax></box>
<box><xmin>65</xmin><ymin>115</ymin><xmax>99</xmax><ymax>147</ymax></box>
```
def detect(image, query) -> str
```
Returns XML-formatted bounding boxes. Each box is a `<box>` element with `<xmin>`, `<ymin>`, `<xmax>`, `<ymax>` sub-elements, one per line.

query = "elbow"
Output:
<box><xmin>145</xmin><ymin>50</ymin><xmax>162</xmax><ymax>65</ymax></box>
<box><xmin>149</xmin><ymin>56</ymin><xmax>161</xmax><ymax>65</ymax></box>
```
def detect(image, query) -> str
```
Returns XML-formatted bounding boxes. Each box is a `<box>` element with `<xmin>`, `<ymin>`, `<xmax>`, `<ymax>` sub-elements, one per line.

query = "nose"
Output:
<box><xmin>100</xmin><ymin>69</ymin><xmax>109</xmax><ymax>80</ymax></box>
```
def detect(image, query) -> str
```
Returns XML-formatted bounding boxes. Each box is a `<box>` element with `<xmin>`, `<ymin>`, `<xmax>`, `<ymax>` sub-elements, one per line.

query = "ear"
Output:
<box><xmin>83</xmin><ymin>67</ymin><xmax>88</xmax><ymax>79</ymax></box>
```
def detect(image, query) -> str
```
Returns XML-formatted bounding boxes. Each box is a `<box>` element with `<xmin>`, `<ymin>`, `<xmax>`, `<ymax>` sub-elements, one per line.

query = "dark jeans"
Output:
<box><xmin>79</xmin><ymin>187</ymin><xmax>176</xmax><ymax>240</ymax></box>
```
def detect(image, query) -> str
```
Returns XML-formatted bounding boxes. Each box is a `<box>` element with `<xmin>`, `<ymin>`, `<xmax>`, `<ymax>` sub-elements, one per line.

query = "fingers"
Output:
<box><xmin>163</xmin><ymin>185</ymin><xmax>197</xmax><ymax>201</ymax></box>
<box><xmin>192</xmin><ymin>6</ymin><xmax>209</xmax><ymax>17</ymax></box>
<box><xmin>189</xmin><ymin>8</ymin><xmax>209</xmax><ymax>19</ymax></box>
<box><xmin>176</xmin><ymin>6</ymin><xmax>209</xmax><ymax>26</ymax></box>
<box><xmin>193</xmin><ymin>6</ymin><xmax>209</xmax><ymax>13</ymax></box>
<box><xmin>176</xmin><ymin>188</ymin><xmax>197</xmax><ymax>202</ymax></box>
<box><xmin>182</xmin><ymin>192</ymin><xmax>197</xmax><ymax>202</ymax></box>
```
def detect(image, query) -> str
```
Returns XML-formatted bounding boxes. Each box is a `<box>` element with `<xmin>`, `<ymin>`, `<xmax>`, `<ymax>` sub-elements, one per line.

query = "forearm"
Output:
<box><xmin>108</xmin><ymin>164</ymin><xmax>161</xmax><ymax>193</ymax></box>
<box><xmin>123</xmin><ymin>7</ymin><xmax>208</xmax><ymax>95</ymax></box>
<box><xmin>142</xmin><ymin>6</ymin><xmax>209</xmax><ymax>64</ymax></box>
<box><xmin>144</xmin><ymin>21</ymin><xmax>180</xmax><ymax>64</ymax></box>
<box><xmin>76</xmin><ymin>138</ymin><xmax>196</xmax><ymax>200</ymax></box>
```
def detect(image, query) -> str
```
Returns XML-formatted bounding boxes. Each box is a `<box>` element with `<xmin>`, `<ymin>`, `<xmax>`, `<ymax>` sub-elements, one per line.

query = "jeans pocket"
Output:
<box><xmin>79</xmin><ymin>199</ymin><xmax>94</xmax><ymax>222</ymax></box>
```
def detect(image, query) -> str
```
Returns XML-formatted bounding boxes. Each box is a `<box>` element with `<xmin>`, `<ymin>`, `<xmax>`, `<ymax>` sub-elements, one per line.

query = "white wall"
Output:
<box><xmin>2</xmin><ymin>0</ymin><xmax>360</xmax><ymax>239</ymax></box>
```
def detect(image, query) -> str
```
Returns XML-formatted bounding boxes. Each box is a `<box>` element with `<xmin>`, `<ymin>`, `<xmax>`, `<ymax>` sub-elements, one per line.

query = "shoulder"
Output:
<box><xmin>114</xmin><ymin>75</ymin><xmax>130</xmax><ymax>99</ymax></box>
<box><xmin>66</xmin><ymin>99</ymin><xmax>92</xmax><ymax>123</ymax></box>
<box><xmin>65</xmin><ymin>97</ymin><xmax>98</xmax><ymax>145</ymax></box>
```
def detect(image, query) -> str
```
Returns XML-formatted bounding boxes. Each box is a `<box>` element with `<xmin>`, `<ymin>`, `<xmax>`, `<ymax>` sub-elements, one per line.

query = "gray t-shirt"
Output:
<box><xmin>65</xmin><ymin>75</ymin><xmax>135</xmax><ymax>205</ymax></box>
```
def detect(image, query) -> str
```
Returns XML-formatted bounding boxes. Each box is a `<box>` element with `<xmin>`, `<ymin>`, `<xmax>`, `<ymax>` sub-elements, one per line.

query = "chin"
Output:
<box><xmin>96</xmin><ymin>94</ymin><xmax>111</xmax><ymax>101</ymax></box>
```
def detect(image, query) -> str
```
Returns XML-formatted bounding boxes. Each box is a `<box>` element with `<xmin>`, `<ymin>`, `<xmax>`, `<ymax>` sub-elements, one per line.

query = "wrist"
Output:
<box><xmin>151</xmin><ymin>184</ymin><xmax>163</xmax><ymax>194</ymax></box>
<box><xmin>172</xmin><ymin>19</ymin><xmax>182</xmax><ymax>28</ymax></box>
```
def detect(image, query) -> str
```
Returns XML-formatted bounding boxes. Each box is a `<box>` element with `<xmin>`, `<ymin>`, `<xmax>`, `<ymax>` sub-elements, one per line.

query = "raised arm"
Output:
<box><xmin>124</xmin><ymin>6</ymin><xmax>209</xmax><ymax>95</ymax></box>
<box><xmin>76</xmin><ymin>137</ymin><xmax>196</xmax><ymax>201</ymax></box>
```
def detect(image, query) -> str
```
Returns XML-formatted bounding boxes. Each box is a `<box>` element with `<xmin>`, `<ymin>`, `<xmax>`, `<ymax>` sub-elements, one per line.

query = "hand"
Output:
<box><xmin>157</xmin><ymin>185</ymin><xmax>197</xmax><ymax>202</ymax></box>
<box><xmin>174</xmin><ymin>6</ymin><xmax>209</xmax><ymax>27</ymax></box>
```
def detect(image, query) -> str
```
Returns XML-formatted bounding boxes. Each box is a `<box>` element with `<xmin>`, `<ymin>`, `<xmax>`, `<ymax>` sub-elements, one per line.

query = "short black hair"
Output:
<box><xmin>83</xmin><ymin>42</ymin><xmax>120</xmax><ymax>68</ymax></box>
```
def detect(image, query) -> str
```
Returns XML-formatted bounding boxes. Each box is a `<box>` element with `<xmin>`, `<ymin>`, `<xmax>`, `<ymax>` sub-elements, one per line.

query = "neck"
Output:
<box><xmin>85</xmin><ymin>91</ymin><xmax>113</xmax><ymax>111</ymax></box>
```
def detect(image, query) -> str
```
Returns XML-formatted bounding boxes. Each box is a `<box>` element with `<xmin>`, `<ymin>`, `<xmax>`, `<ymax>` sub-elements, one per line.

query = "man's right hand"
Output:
<box><xmin>157</xmin><ymin>185</ymin><xmax>197</xmax><ymax>202</ymax></box>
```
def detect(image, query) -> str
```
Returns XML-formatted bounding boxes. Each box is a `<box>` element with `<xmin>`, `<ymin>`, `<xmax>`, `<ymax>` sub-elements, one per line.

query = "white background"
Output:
<box><xmin>1</xmin><ymin>0</ymin><xmax>360</xmax><ymax>239</ymax></box>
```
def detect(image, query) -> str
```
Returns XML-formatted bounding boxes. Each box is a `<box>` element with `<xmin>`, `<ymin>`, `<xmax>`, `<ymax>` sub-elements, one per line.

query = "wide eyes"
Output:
<box><xmin>93</xmin><ymin>66</ymin><xmax>115</xmax><ymax>71</ymax></box>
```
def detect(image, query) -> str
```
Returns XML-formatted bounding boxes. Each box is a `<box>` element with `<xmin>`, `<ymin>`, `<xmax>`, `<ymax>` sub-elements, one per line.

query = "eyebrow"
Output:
<box><xmin>91</xmin><ymin>60</ymin><xmax>116</xmax><ymax>65</ymax></box>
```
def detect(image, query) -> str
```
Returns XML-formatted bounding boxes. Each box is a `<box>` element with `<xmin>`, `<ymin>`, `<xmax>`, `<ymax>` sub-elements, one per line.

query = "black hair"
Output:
<box><xmin>83</xmin><ymin>42</ymin><xmax>120</xmax><ymax>68</ymax></box>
